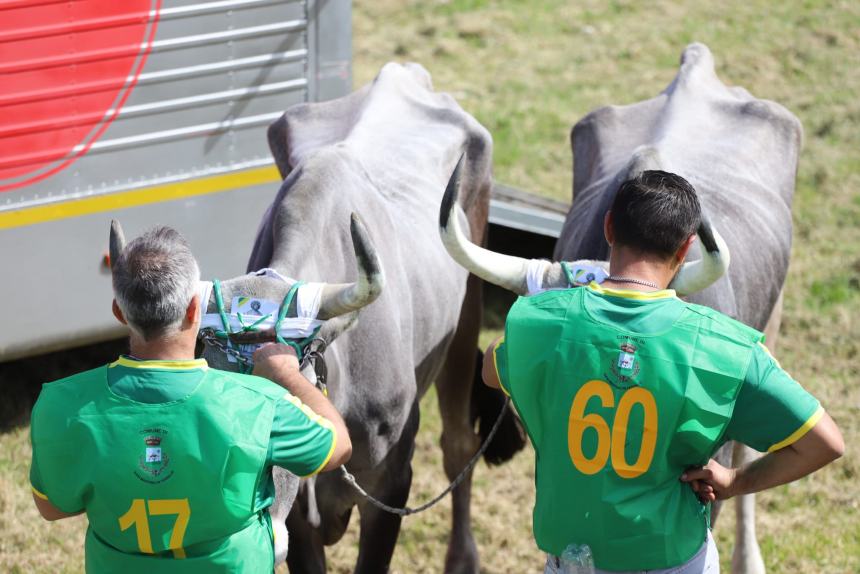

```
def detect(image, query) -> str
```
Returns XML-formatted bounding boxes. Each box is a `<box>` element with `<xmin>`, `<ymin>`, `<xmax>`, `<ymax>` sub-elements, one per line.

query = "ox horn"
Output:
<box><xmin>669</xmin><ymin>215</ymin><xmax>730</xmax><ymax>296</ymax></box>
<box><xmin>439</xmin><ymin>155</ymin><xmax>536</xmax><ymax>295</ymax></box>
<box><xmin>439</xmin><ymin>157</ymin><xmax>729</xmax><ymax>297</ymax></box>
<box><xmin>317</xmin><ymin>213</ymin><xmax>386</xmax><ymax>319</ymax></box>
<box><xmin>109</xmin><ymin>219</ymin><xmax>126</xmax><ymax>268</ymax></box>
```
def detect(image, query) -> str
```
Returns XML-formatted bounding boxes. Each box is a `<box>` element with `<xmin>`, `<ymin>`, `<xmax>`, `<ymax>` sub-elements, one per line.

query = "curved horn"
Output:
<box><xmin>317</xmin><ymin>213</ymin><xmax>386</xmax><ymax>319</ymax></box>
<box><xmin>439</xmin><ymin>155</ymin><xmax>534</xmax><ymax>295</ymax></box>
<box><xmin>109</xmin><ymin>219</ymin><xmax>126</xmax><ymax>268</ymax></box>
<box><xmin>669</xmin><ymin>216</ymin><xmax>730</xmax><ymax>296</ymax></box>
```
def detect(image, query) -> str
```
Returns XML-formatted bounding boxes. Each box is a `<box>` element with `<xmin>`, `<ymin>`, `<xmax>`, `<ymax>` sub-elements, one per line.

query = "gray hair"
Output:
<box><xmin>112</xmin><ymin>226</ymin><xmax>200</xmax><ymax>340</ymax></box>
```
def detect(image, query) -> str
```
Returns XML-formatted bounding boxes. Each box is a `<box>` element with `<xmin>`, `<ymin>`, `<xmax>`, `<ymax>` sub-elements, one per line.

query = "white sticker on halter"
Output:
<box><xmin>199</xmin><ymin>279</ymin><xmax>326</xmax><ymax>362</ymax></box>
<box><xmin>199</xmin><ymin>302</ymin><xmax>324</xmax><ymax>337</ymax></box>
<box><xmin>219</xmin><ymin>297</ymin><xmax>282</xmax><ymax>362</ymax></box>
<box><xmin>233</xmin><ymin>296</ymin><xmax>280</xmax><ymax>318</ymax></box>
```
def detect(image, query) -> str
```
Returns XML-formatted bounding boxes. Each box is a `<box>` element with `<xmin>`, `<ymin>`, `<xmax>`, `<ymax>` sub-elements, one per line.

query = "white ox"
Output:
<box><xmin>441</xmin><ymin>43</ymin><xmax>801</xmax><ymax>574</ymax></box>
<box><xmin>201</xmin><ymin>63</ymin><xmax>523</xmax><ymax>573</ymax></box>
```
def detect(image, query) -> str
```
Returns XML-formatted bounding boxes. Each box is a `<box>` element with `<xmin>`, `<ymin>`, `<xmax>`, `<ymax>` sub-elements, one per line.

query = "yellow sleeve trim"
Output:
<box><xmin>283</xmin><ymin>394</ymin><xmax>336</xmax><ymax>432</ymax></box>
<box><xmin>281</xmin><ymin>393</ymin><xmax>338</xmax><ymax>476</ymax></box>
<box><xmin>302</xmin><ymin>431</ymin><xmax>336</xmax><ymax>477</ymax></box>
<box><xmin>767</xmin><ymin>406</ymin><xmax>824</xmax><ymax>452</ymax></box>
<box><xmin>492</xmin><ymin>337</ymin><xmax>510</xmax><ymax>397</ymax></box>
<box><xmin>757</xmin><ymin>342</ymin><xmax>783</xmax><ymax>369</ymax></box>
<box><xmin>31</xmin><ymin>485</ymin><xmax>49</xmax><ymax>500</ymax></box>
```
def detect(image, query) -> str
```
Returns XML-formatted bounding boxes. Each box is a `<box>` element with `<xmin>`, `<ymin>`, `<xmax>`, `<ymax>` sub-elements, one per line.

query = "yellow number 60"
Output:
<box><xmin>567</xmin><ymin>380</ymin><xmax>658</xmax><ymax>478</ymax></box>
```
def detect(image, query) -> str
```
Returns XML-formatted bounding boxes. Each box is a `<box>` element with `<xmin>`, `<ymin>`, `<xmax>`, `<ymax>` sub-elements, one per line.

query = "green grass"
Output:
<box><xmin>3</xmin><ymin>1</ymin><xmax>859</xmax><ymax>572</ymax></box>
<box><xmin>352</xmin><ymin>0</ymin><xmax>860</xmax><ymax>572</ymax></box>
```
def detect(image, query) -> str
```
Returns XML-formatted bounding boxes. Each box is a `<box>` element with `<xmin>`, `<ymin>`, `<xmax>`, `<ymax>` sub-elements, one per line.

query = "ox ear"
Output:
<box><xmin>669</xmin><ymin>218</ymin><xmax>731</xmax><ymax>296</ymax></box>
<box><xmin>267</xmin><ymin>115</ymin><xmax>291</xmax><ymax>179</ymax></box>
<box><xmin>109</xmin><ymin>220</ymin><xmax>127</xmax><ymax>269</ymax></box>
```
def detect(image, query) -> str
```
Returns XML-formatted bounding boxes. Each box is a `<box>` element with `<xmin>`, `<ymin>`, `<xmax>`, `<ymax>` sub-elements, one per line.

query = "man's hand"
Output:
<box><xmin>32</xmin><ymin>492</ymin><xmax>84</xmax><ymax>522</ymax></box>
<box><xmin>482</xmin><ymin>336</ymin><xmax>503</xmax><ymax>389</ymax></box>
<box><xmin>681</xmin><ymin>459</ymin><xmax>738</xmax><ymax>503</ymax></box>
<box><xmin>681</xmin><ymin>410</ymin><xmax>843</xmax><ymax>504</ymax></box>
<box><xmin>252</xmin><ymin>343</ymin><xmax>301</xmax><ymax>387</ymax></box>
<box><xmin>252</xmin><ymin>343</ymin><xmax>352</xmax><ymax>471</ymax></box>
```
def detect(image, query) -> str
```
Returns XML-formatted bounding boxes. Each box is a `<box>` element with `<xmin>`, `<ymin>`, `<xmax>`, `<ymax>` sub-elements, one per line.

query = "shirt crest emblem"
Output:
<box><xmin>135</xmin><ymin>427</ymin><xmax>174</xmax><ymax>484</ymax></box>
<box><xmin>608</xmin><ymin>340</ymin><xmax>641</xmax><ymax>388</ymax></box>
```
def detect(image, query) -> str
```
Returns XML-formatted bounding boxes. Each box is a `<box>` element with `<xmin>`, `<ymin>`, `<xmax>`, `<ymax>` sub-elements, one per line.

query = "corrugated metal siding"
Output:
<box><xmin>0</xmin><ymin>0</ymin><xmax>309</xmax><ymax>209</ymax></box>
<box><xmin>0</xmin><ymin>0</ymin><xmax>356</xmax><ymax>361</ymax></box>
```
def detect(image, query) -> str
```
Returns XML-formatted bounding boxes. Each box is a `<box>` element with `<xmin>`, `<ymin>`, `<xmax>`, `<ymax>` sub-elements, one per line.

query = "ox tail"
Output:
<box><xmin>471</xmin><ymin>349</ymin><xmax>526</xmax><ymax>465</ymax></box>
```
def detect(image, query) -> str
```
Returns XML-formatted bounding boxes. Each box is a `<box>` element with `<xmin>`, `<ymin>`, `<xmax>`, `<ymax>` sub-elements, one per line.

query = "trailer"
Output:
<box><xmin>0</xmin><ymin>0</ymin><xmax>352</xmax><ymax>361</ymax></box>
<box><xmin>0</xmin><ymin>0</ymin><xmax>567</xmax><ymax>363</ymax></box>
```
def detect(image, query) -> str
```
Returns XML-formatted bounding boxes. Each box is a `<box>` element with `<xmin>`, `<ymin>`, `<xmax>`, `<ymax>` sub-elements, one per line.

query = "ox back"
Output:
<box><xmin>553</xmin><ymin>43</ymin><xmax>802</xmax><ymax>573</ymax></box>
<box><xmin>246</xmin><ymin>63</ymin><xmax>497</xmax><ymax>572</ymax></box>
<box><xmin>555</xmin><ymin>42</ymin><xmax>802</xmax><ymax>329</ymax></box>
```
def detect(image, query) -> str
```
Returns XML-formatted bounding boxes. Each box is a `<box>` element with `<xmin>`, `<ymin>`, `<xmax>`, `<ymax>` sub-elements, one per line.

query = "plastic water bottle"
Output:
<box><xmin>559</xmin><ymin>543</ymin><xmax>595</xmax><ymax>574</ymax></box>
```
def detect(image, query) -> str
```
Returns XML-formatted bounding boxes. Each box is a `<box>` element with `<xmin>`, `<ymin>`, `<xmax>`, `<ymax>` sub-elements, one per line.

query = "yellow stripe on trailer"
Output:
<box><xmin>0</xmin><ymin>165</ymin><xmax>281</xmax><ymax>230</ymax></box>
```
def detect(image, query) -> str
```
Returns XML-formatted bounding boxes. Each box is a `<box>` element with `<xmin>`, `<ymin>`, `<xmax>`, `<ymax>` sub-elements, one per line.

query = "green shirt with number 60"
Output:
<box><xmin>493</xmin><ymin>283</ymin><xmax>821</xmax><ymax>571</ymax></box>
<box><xmin>30</xmin><ymin>356</ymin><xmax>335</xmax><ymax>573</ymax></box>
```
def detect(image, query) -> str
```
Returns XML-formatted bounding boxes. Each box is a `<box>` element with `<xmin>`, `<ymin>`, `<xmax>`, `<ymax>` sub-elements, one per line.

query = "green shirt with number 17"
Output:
<box><xmin>30</xmin><ymin>357</ymin><xmax>335</xmax><ymax>573</ymax></box>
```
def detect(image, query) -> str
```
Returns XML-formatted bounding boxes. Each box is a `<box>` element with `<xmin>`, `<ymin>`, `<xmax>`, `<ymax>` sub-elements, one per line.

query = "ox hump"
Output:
<box><xmin>669</xmin><ymin>43</ymin><xmax>801</xmax><ymax>138</ymax></box>
<box><xmin>269</xmin><ymin>61</ymin><xmax>487</xmax><ymax>181</ymax></box>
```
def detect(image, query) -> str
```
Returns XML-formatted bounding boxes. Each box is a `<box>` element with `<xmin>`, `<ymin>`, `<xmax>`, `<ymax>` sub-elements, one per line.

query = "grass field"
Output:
<box><xmin>2</xmin><ymin>0</ymin><xmax>858</xmax><ymax>572</ymax></box>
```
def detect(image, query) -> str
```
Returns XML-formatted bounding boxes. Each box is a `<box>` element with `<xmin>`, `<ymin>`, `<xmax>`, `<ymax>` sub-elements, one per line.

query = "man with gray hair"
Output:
<box><xmin>29</xmin><ymin>224</ymin><xmax>352</xmax><ymax>573</ymax></box>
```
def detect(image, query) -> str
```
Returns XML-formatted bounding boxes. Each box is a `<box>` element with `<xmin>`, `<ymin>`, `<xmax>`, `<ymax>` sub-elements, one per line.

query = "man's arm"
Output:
<box><xmin>482</xmin><ymin>335</ymin><xmax>504</xmax><ymax>389</ymax></box>
<box><xmin>29</xmin><ymin>401</ymin><xmax>85</xmax><ymax>522</ymax></box>
<box><xmin>32</xmin><ymin>490</ymin><xmax>84</xmax><ymax>522</ymax></box>
<box><xmin>252</xmin><ymin>344</ymin><xmax>352</xmax><ymax>471</ymax></box>
<box><xmin>681</xmin><ymin>411</ymin><xmax>844</xmax><ymax>502</ymax></box>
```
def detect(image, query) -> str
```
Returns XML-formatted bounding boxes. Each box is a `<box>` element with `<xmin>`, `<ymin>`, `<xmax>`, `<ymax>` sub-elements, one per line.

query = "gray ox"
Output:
<box><xmin>200</xmin><ymin>63</ymin><xmax>521</xmax><ymax>573</ymax></box>
<box><xmin>441</xmin><ymin>43</ymin><xmax>801</xmax><ymax>574</ymax></box>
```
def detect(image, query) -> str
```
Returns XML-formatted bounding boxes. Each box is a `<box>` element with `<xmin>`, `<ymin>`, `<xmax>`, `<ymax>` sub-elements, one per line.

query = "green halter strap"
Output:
<box><xmin>274</xmin><ymin>281</ymin><xmax>305</xmax><ymax>355</ymax></box>
<box><xmin>212</xmin><ymin>279</ymin><xmax>251</xmax><ymax>373</ymax></box>
<box><xmin>209</xmin><ymin>279</ymin><xmax>322</xmax><ymax>373</ymax></box>
<box><xmin>560</xmin><ymin>261</ymin><xmax>576</xmax><ymax>287</ymax></box>
<box><xmin>212</xmin><ymin>279</ymin><xmax>231</xmax><ymax>339</ymax></box>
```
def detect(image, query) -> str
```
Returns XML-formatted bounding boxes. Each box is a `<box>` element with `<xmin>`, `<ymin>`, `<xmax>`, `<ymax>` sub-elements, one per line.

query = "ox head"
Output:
<box><xmin>198</xmin><ymin>212</ymin><xmax>385</xmax><ymax>374</ymax></box>
<box><xmin>108</xmin><ymin>216</ymin><xmax>384</xmax><ymax>347</ymax></box>
<box><xmin>439</xmin><ymin>156</ymin><xmax>729</xmax><ymax>296</ymax></box>
<box><xmin>106</xmin><ymin>213</ymin><xmax>384</xmax><ymax>375</ymax></box>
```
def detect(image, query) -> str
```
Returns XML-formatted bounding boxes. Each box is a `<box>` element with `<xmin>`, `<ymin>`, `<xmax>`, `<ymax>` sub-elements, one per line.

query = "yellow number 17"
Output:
<box><xmin>119</xmin><ymin>498</ymin><xmax>191</xmax><ymax>558</ymax></box>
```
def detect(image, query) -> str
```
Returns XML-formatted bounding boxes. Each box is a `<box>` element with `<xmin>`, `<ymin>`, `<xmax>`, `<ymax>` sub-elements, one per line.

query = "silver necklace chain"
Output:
<box><xmin>605</xmin><ymin>275</ymin><xmax>661</xmax><ymax>290</ymax></box>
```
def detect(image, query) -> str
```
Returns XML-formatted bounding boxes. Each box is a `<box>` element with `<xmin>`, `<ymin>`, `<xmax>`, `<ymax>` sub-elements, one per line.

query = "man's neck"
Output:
<box><xmin>605</xmin><ymin>249</ymin><xmax>677</xmax><ymax>291</ymax></box>
<box><xmin>128</xmin><ymin>332</ymin><xmax>197</xmax><ymax>362</ymax></box>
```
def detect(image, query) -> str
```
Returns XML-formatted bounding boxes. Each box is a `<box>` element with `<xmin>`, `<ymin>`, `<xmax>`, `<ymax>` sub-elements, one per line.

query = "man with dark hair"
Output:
<box><xmin>610</xmin><ymin>170</ymin><xmax>701</xmax><ymax>258</ymax></box>
<box><xmin>483</xmin><ymin>170</ymin><xmax>843</xmax><ymax>573</ymax></box>
<box><xmin>29</xmin><ymin>225</ymin><xmax>352</xmax><ymax>573</ymax></box>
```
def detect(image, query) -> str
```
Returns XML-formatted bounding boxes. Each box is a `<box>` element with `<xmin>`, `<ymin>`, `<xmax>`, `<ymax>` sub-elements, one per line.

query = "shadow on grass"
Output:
<box><xmin>0</xmin><ymin>338</ymin><xmax>129</xmax><ymax>432</ymax></box>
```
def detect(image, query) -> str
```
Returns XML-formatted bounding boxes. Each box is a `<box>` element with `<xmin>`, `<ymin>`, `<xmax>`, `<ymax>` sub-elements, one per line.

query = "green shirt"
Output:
<box><xmin>30</xmin><ymin>356</ymin><xmax>334</xmax><ymax>573</ymax></box>
<box><xmin>493</xmin><ymin>283</ymin><xmax>821</xmax><ymax>570</ymax></box>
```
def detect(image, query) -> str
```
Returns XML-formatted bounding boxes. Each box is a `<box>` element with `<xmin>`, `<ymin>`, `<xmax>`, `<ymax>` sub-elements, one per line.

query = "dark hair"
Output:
<box><xmin>609</xmin><ymin>170</ymin><xmax>701</xmax><ymax>259</ymax></box>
